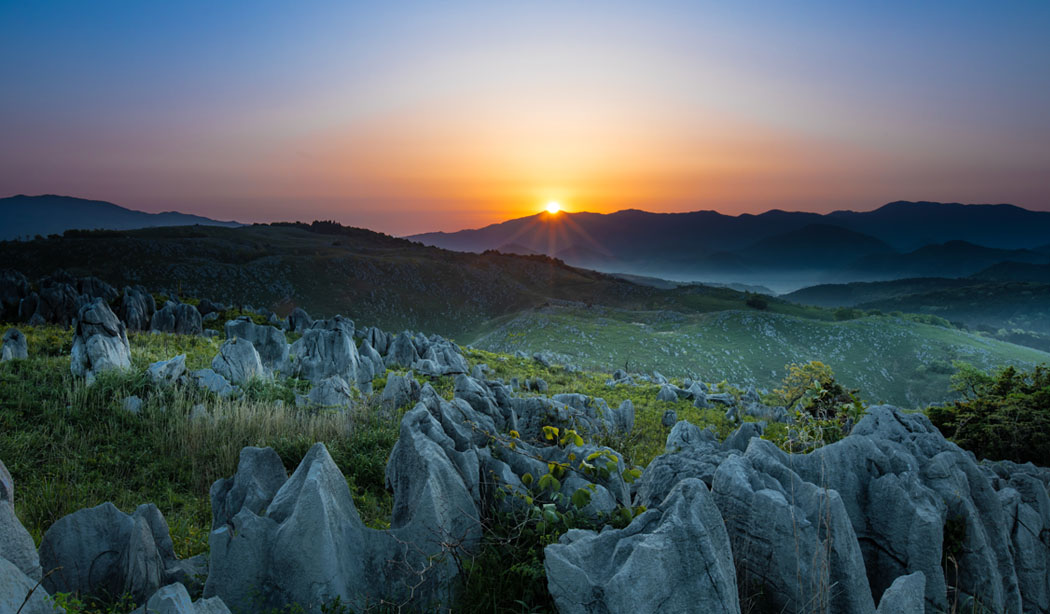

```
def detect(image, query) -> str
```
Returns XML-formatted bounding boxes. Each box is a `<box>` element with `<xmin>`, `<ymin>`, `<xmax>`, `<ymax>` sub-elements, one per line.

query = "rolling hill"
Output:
<box><xmin>0</xmin><ymin>194</ymin><xmax>241</xmax><ymax>240</ymax></box>
<box><xmin>2</xmin><ymin>220</ymin><xmax>1047</xmax><ymax>405</ymax></box>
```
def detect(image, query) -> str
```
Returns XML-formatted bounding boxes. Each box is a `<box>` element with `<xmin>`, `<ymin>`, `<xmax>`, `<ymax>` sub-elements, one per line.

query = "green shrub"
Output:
<box><xmin>927</xmin><ymin>363</ymin><xmax>1050</xmax><ymax>464</ymax></box>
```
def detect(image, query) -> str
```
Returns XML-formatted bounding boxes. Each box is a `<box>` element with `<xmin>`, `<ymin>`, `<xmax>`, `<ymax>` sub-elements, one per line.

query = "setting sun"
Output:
<box><xmin>546</xmin><ymin>201</ymin><xmax>561</xmax><ymax>214</ymax></box>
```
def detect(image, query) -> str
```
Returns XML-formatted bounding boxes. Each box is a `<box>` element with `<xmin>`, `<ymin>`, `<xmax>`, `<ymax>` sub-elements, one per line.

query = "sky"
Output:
<box><xmin>1</xmin><ymin>1</ymin><xmax>1049</xmax><ymax>236</ymax></box>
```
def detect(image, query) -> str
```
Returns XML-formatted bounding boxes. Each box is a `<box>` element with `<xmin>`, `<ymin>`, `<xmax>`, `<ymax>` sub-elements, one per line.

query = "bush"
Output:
<box><xmin>745</xmin><ymin>293</ymin><xmax>768</xmax><ymax>310</ymax></box>
<box><xmin>927</xmin><ymin>363</ymin><xmax>1050</xmax><ymax>464</ymax></box>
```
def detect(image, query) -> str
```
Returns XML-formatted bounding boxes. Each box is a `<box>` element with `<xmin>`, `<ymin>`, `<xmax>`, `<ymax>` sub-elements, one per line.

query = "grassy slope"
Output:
<box><xmin>0</xmin><ymin>325</ymin><xmax>743</xmax><ymax>558</ymax></box>
<box><xmin>469</xmin><ymin>306</ymin><xmax>1050</xmax><ymax>407</ymax></box>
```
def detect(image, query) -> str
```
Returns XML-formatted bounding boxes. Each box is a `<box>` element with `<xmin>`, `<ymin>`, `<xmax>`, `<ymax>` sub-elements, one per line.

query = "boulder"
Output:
<box><xmin>78</xmin><ymin>276</ymin><xmax>118</xmax><ymax>303</ymax></box>
<box><xmin>661</xmin><ymin>408</ymin><xmax>677</xmax><ymax>428</ymax></box>
<box><xmin>132</xmin><ymin>582</ymin><xmax>232</xmax><ymax>614</ymax></box>
<box><xmin>712</xmin><ymin>440</ymin><xmax>877</xmax><ymax>614</ymax></box>
<box><xmin>70</xmin><ymin>298</ymin><xmax>132</xmax><ymax>383</ymax></box>
<box><xmin>287</xmin><ymin>307</ymin><xmax>313</xmax><ymax>333</ymax></box>
<box><xmin>0</xmin><ymin>557</ymin><xmax>56</xmax><ymax>614</ymax></box>
<box><xmin>379</xmin><ymin>373</ymin><xmax>420</xmax><ymax>410</ymax></box>
<box><xmin>545</xmin><ymin>478</ymin><xmax>738</xmax><ymax>614</ymax></box>
<box><xmin>39</xmin><ymin>502</ymin><xmax>180</xmax><ymax>603</ymax></box>
<box><xmin>148</xmin><ymin>354</ymin><xmax>187</xmax><ymax>388</ymax></box>
<box><xmin>612</xmin><ymin>399</ymin><xmax>634</xmax><ymax>434</ymax></box>
<box><xmin>1</xmin><ymin>327</ymin><xmax>28</xmax><ymax>361</ymax></box>
<box><xmin>0</xmin><ymin>269</ymin><xmax>29</xmax><ymax>319</ymax></box>
<box><xmin>301</xmin><ymin>375</ymin><xmax>354</xmax><ymax>410</ymax></box>
<box><xmin>36</xmin><ymin>280</ymin><xmax>86</xmax><ymax>324</ymax></box>
<box><xmin>0</xmin><ymin>458</ymin><xmax>42</xmax><ymax>581</ymax></box>
<box><xmin>120</xmin><ymin>285</ymin><xmax>157</xmax><ymax>331</ymax></box>
<box><xmin>124</xmin><ymin>395</ymin><xmax>144</xmax><ymax>414</ymax></box>
<box><xmin>151</xmin><ymin>302</ymin><xmax>203</xmax><ymax>336</ymax></box>
<box><xmin>206</xmin><ymin>396</ymin><xmax>485</xmax><ymax>612</ymax></box>
<box><xmin>877</xmin><ymin>572</ymin><xmax>927</xmax><ymax>614</ymax></box>
<box><xmin>224</xmin><ymin>316</ymin><xmax>288</xmax><ymax>371</ymax></box>
<box><xmin>287</xmin><ymin>321</ymin><xmax>361</xmax><ymax>385</ymax></box>
<box><xmin>656</xmin><ymin>384</ymin><xmax>679</xmax><ymax>402</ymax></box>
<box><xmin>384</xmin><ymin>332</ymin><xmax>418</xmax><ymax>368</ymax></box>
<box><xmin>196</xmin><ymin>298</ymin><xmax>226</xmax><ymax>317</ymax></box>
<box><xmin>18</xmin><ymin>292</ymin><xmax>39</xmax><ymax>323</ymax></box>
<box><xmin>190</xmin><ymin>369</ymin><xmax>238</xmax><ymax>397</ymax></box>
<box><xmin>211</xmin><ymin>338</ymin><xmax>266</xmax><ymax>384</ymax></box>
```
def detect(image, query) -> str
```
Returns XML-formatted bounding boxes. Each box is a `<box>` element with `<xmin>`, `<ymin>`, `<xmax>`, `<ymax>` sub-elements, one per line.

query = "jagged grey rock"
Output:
<box><xmin>190</xmin><ymin>369</ymin><xmax>237</xmax><ymax>397</ymax></box>
<box><xmin>0</xmin><ymin>557</ymin><xmax>56</xmax><ymax>614</ymax></box>
<box><xmin>211</xmin><ymin>338</ymin><xmax>265</xmax><ymax>384</ymax></box>
<box><xmin>722</xmin><ymin>421</ymin><xmax>763</xmax><ymax>452</ymax></box>
<box><xmin>1</xmin><ymin>327</ymin><xmax>28</xmax><ymax>361</ymax></box>
<box><xmin>78</xmin><ymin>276</ymin><xmax>118</xmax><ymax>303</ymax></box>
<box><xmin>123</xmin><ymin>395</ymin><xmax>144</xmax><ymax>414</ymax></box>
<box><xmin>148</xmin><ymin>354</ymin><xmax>187</xmax><ymax>388</ymax></box>
<box><xmin>39</xmin><ymin>502</ymin><xmax>180</xmax><ymax>604</ymax></box>
<box><xmin>637</xmin><ymin>421</ymin><xmax>733</xmax><ymax>506</ymax></box>
<box><xmin>379</xmin><ymin>373</ymin><xmax>420</xmax><ymax>410</ymax></box>
<box><xmin>545</xmin><ymin>478</ymin><xmax>739</xmax><ymax>614</ymax></box>
<box><xmin>287</xmin><ymin>307</ymin><xmax>313</xmax><ymax>333</ymax></box>
<box><xmin>357</xmin><ymin>339</ymin><xmax>384</xmax><ymax>382</ymax></box>
<box><xmin>656</xmin><ymin>384</ymin><xmax>679</xmax><ymax>402</ymax></box>
<box><xmin>612</xmin><ymin>399</ymin><xmax>634</xmax><ymax>433</ymax></box>
<box><xmin>661</xmin><ymin>408</ymin><xmax>677</xmax><ymax>427</ymax></box>
<box><xmin>877</xmin><ymin>572</ymin><xmax>926</xmax><ymax>614</ymax></box>
<box><xmin>0</xmin><ymin>269</ymin><xmax>29</xmax><ymax>316</ymax></box>
<box><xmin>287</xmin><ymin>320</ymin><xmax>361</xmax><ymax>386</ymax></box>
<box><xmin>384</xmin><ymin>332</ymin><xmax>418</xmax><ymax>368</ymax></box>
<box><xmin>70</xmin><ymin>298</ymin><xmax>131</xmax><ymax>383</ymax></box>
<box><xmin>0</xmin><ymin>458</ymin><xmax>42</xmax><ymax>581</ymax></box>
<box><xmin>151</xmin><ymin>302</ymin><xmax>202</xmax><ymax>336</ymax></box>
<box><xmin>303</xmin><ymin>375</ymin><xmax>354</xmax><ymax>410</ymax></box>
<box><xmin>224</xmin><ymin>316</ymin><xmax>288</xmax><ymax>371</ymax></box>
<box><xmin>132</xmin><ymin>582</ymin><xmax>232</xmax><ymax>614</ymax></box>
<box><xmin>36</xmin><ymin>281</ymin><xmax>86</xmax><ymax>324</ymax></box>
<box><xmin>712</xmin><ymin>440</ymin><xmax>877</xmax><ymax>614</ymax></box>
<box><xmin>210</xmin><ymin>447</ymin><xmax>288</xmax><ymax>530</ymax></box>
<box><xmin>206</xmin><ymin>400</ymin><xmax>484</xmax><ymax>612</ymax></box>
<box><xmin>121</xmin><ymin>285</ymin><xmax>157</xmax><ymax>331</ymax></box>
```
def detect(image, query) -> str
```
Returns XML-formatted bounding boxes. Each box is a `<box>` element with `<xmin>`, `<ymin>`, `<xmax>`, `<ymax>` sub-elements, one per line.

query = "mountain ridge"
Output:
<box><xmin>0</xmin><ymin>194</ymin><xmax>241</xmax><ymax>240</ymax></box>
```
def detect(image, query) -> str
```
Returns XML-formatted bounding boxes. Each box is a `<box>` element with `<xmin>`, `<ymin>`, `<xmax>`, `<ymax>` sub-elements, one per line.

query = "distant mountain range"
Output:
<box><xmin>0</xmin><ymin>194</ymin><xmax>240</xmax><ymax>240</ymax></box>
<box><xmin>410</xmin><ymin>201</ymin><xmax>1050</xmax><ymax>292</ymax></box>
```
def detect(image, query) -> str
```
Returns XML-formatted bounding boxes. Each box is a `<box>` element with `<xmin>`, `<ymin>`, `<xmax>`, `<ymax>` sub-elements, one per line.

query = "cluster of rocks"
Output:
<box><xmin>4</xmin><ymin>353</ymin><xmax>1050</xmax><ymax>613</ymax></box>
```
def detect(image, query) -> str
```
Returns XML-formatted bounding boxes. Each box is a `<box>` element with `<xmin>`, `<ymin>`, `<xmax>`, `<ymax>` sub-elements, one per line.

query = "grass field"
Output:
<box><xmin>469</xmin><ymin>305</ymin><xmax>1050</xmax><ymax>406</ymax></box>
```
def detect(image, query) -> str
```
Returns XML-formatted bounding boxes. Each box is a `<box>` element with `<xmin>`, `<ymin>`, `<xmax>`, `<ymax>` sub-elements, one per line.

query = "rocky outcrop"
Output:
<box><xmin>0</xmin><ymin>458</ymin><xmax>41</xmax><ymax>581</ymax></box>
<box><xmin>70</xmin><ymin>298</ymin><xmax>131</xmax><ymax>383</ymax></box>
<box><xmin>287</xmin><ymin>307</ymin><xmax>313</xmax><ymax>333</ymax></box>
<box><xmin>0</xmin><ymin>557</ymin><xmax>57</xmax><ymax>614</ymax></box>
<box><xmin>211</xmin><ymin>338</ymin><xmax>266</xmax><ymax>384</ymax></box>
<box><xmin>287</xmin><ymin>319</ymin><xmax>361</xmax><ymax>386</ymax></box>
<box><xmin>132</xmin><ymin>582</ymin><xmax>231</xmax><ymax>614</ymax></box>
<box><xmin>299</xmin><ymin>375</ymin><xmax>354</xmax><ymax>410</ymax></box>
<box><xmin>379</xmin><ymin>373</ymin><xmax>421</xmax><ymax>410</ymax></box>
<box><xmin>545</xmin><ymin>478</ymin><xmax>739</xmax><ymax>614</ymax></box>
<box><xmin>39</xmin><ymin>502</ymin><xmax>182</xmax><ymax>603</ymax></box>
<box><xmin>224</xmin><ymin>316</ymin><xmax>288</xmax><ymax>371</ymax></box>
<box><xmin>148</xmin><ymin>354</ymin><xmax>187</xmax><ymax>388</ymax></box>
<box><xmin>151</xmin><ymin>302</ymin><xmax>203</xmax><ymax>336</ymax></box>
<box><xmin>1</xmin><ymin>327</ymin><xmax>28</xmax><ymax>361</ymax></box>
<box><xmin>121</xmin><ymin>285</ymin><xmax>157</xmax><ymax>331</ymax></box>
<box><xmin>0</xmin><ymin>269</ymin><xmax>29</xmax><ymax>320</ymax></box>
<box><xmin>35</xmin><ymin>280</ymin><xmax>87</xmax><ymax>325</ymax></box>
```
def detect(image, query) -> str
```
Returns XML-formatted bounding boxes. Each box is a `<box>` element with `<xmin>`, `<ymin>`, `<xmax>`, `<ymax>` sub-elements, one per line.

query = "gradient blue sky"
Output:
<box><xmin>2</xmin><ymin>1</ymin><xmax>1048</xmax><ymax>235</ymax></box>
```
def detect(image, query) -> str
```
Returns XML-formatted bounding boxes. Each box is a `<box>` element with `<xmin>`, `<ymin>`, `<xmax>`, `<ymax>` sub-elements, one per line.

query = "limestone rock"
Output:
<box><xmin>39</xmin><ymin>502</ymin><xmax>180</xmax><ymax>603</ymax></box>
<box><xmin>0</xmin><ymin>458</ymin><xmax>42</xmax><ymax>581</ymax></box>
<box><xmin>379</xmin><ymin>373</ymin><xmax>420</xmax><ymax>410</ymax></box>
<box><xmin>224</xmin><ymin>317</ymin><xmax>288</xmax><ymax>371</ymax></box>
<box><xmin>70</xmin><ymin>298</ymin><xmax>131</xmax><ymax>383</ymax></box>
<box><xmin>0</xmin><ymin>557</ymin><xmax>56</xmax><ymax>614</ymax></box>
<box><xmin>148</xmin><ymin>354</ymin><xmax>187</xmax><ymax>388</ymax></box>
<box><xmin>1</xmin><ymin>327</ymin><xmax>28</xmax><ymax>361</ymax></box>
<box><xmin>877</xmin><ymin>572</ymin><xmax>926</xmax><ymax>614</ymax></box>
<box><xmin>211</xmin><ymin>338</ymin><xmax>265</xmax><ymax>384</ymax></box>
<box><xmin>287</xmin><ymin>321</ymin><xmax>361</xmax><ymax>385</ymax></box>
<box><xmin>121</xmin><ymin>285</ymin><xmax>157</xmax><ymax>331</ymax></box>
<box><xmin>545</xmin><ymin>478</ymin><xmax>739</xmax><ymax>614</ymax></box>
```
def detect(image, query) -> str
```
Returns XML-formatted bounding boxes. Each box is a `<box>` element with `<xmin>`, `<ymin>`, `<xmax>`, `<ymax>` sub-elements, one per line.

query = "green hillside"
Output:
<box><xmin>469</xmin><ymin>306</ymin><xmax>1050</xmax><ymax>406</ymax></box>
